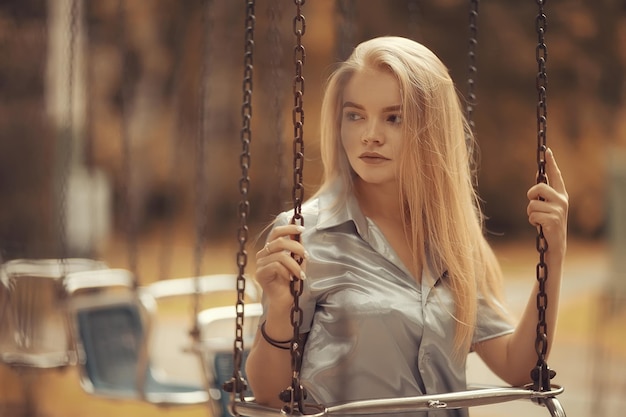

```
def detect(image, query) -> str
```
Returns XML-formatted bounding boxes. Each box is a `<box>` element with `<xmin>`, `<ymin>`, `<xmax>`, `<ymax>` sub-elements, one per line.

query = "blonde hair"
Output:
<box><xmin>317</xmin><ymin>36</ymin><xmax>508</xmax><ymax>357</ymax></box>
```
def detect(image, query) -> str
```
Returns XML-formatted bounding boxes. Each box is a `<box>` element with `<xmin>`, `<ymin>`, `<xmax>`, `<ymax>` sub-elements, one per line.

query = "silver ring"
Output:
<box><xmin>264</xmin><ymin>242</ymin><xmax>271</xmax><ymax>255</ymax></box>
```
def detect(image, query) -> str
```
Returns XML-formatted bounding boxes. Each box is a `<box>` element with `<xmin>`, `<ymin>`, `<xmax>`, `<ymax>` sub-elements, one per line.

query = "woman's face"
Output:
<box><xmin>340</xmin><ymin>67</ymin><xmax>404</xmax><ymax>188</ymax></box>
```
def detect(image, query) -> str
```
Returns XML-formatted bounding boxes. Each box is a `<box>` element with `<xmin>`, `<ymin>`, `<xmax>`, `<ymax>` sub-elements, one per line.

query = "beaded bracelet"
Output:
<box><xmin>260</xmin><ymin>321</ymin><xmax>291</xmax><ymax>350</ymax></box>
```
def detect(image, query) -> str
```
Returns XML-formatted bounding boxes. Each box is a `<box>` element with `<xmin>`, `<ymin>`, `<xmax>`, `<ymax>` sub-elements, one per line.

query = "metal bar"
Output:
<box><xmin>232</xmin><ymin>385</ymin><xmax>565</xmax><ymax>416</ymax></box>
<box><xmin>543</xmin><ymin>396</ymin><xmax>567</xmax><ymax>417</ymax></box>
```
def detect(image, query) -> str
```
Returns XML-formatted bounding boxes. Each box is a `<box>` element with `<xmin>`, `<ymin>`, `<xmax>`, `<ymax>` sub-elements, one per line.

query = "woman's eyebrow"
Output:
<box><xmin>382</xmin><ymin>105</ymin><xmax>402</xmax><ymax>112</ymax></box>
<box><xmin>342</xmin><ymin>102</ymin><xmax>402</xmax><ymax>112</ymax></box>
<box><xmin>342</xmin><ymin>101</ymin><xmax>364</xmax><ymax>109</ymax></box>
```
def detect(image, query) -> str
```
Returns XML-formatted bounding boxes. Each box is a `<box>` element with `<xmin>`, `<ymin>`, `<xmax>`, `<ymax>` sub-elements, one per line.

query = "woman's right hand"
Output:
<box><xmin>255</xmin><ymin>224</ymin><xmax>307</xmax><ymax>311</ymax></box>
<box><xmin>247</xmin><ymin>224</ymin><xmax>307</xmax><ymax>407</ymax></box>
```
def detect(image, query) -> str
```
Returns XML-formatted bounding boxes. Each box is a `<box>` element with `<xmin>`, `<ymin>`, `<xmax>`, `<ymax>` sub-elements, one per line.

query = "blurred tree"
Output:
<box><xmin>1</xmin><ymin>0</ymin><xmax>624</xmax><ymax>264</ymax></box>
<box><xmin>0</xmin><ymin>0</ymin><xmax>55</xmax><ymax>259</ymax></box>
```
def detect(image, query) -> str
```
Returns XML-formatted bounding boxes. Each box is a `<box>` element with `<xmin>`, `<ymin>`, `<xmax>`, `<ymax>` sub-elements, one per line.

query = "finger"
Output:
<box><xmin>255</xmin><ymin>261</ymin><xmax>293</xmax><ymax>285</ymax></box>
<box><xmin>527</xmin><ymin>183</ymin><xmax>559</xmax><ymax>202</ymax></box>
<box><xmin>262</xmin><ymin>256</ymin><xmax>306</xmax><ymax>281</ymax></box>
<box><xmin>257</xmin><ymin>242</ymin><xmax>306</xmax><ymax>279</ymax></box>
<box><xmin>526</xmin><ymin>200</ymin><xmax>563</xmax><ymax>215</ymax></box>
<box><xmin>527</xmin><ymin>200</ymin><xmax>568</xmax><ymax>235</ymax></box>
<box><xmin>264</xmin><ymin>224</ymin><xmax>307</xmax><ymax>260</ymax></box>
<box><xmin>527</xmin><ymin>197</ymin><xmax>561</xmax><ymax>218</ymax></box>
<box><xmin>267</xmin><ymin>224</ymin><xmax>305</xmax><ymax>242</ymax></box>
<box><xmin>527</xmin><ymin>184</ymin><xmax>569</xmax><ymax>218</ymax></box>
<box><xmin>527</xmin><ymin>211</ymin><xmax>566</xmax><ymax>236</ymax></box>
<box><xmin>257</xmin><ymin>238</ymin><xmax>307</xmax><ymax>262</ymax></box>
<box><xmin>274</xmin><ymin>250</ymin><xmax>306</xmax><ymax>280</ymax></box>
<box><xmin>544</xmin><ymin>148</ymin><xmax>567</xmax><ymax>195</ymax></box>
<box><xmin>273</xmin><ymin>238</ymin><xmax>307</xmax><ymax>259</ymax></box>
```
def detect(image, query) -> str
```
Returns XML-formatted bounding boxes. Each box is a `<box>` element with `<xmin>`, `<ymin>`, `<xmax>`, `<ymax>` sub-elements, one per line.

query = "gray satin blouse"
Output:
<box><xmin>262</xmin><ymin>181</ymin><xmax>514</xmax><ymax>417</ymax></box>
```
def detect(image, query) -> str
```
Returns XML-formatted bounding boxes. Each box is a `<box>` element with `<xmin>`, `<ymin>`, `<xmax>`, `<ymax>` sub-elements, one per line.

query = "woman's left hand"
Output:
<box><xmin>476</xmin><ymin>148</ymin><xmax>569</xmax><ymax>387</ymax></box>
<box><xmin>526</xmin><ymin>148</ymin><xmax>569</xmax><ymax>259</ymax></box>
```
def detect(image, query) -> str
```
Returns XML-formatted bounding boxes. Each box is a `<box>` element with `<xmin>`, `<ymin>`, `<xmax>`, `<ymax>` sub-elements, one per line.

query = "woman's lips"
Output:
<box><xmin>359</xmin><ymin>152</ymin><xmax>389</xmax><ymax>164</ymax></box>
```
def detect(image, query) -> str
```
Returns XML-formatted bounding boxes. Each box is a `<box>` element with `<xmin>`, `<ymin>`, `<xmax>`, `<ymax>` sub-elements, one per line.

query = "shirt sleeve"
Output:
<box><xmin>472</xmin><ymin>294</ymin><xmax>515</xmax><ymax>345</ymax></box>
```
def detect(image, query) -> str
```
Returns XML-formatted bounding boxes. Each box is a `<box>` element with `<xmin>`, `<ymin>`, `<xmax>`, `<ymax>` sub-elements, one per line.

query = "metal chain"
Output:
<box><xmin>159</xmin><ymin>4</ymin><xmax>194</xmax><ymax>282</ymax></box>
<box><xmin>267</xmin><ymin>0</ymin><xmax>288</xmax><ymax>212</ymax></box>
<box><xmin>226</xmin><ymin>0</ymin><xmax>255</xmax><ymax>401</ymax></box>
<box><xmin>466</xmin><ymin>0</ymin><xmax>478</xmax><ymax>141</ymax></box>
<box><xmin>406</xmin><ymin>0</ymin><xmax>421</xmax><ymax>41</ymax></box>
<box><xmin>531</xmin><ymin>0</ymin><xmax>555</xmax><ymax>393</ymax></box>
<box><xmin>335</xmin><ymin>0</ymin><xmax>354</xmax><ymax>61</ymax></box>
<box><xmin>117</xmin><ymin>0</ymin><xmax>138</xmax><ymax>287</ymax></box>
<box><xmin>83</xmin><ymin>0</ymin><xmax>97</xmax><ymax>259</ymax></box>
<box><xmin>190</xmin><ymin>0</ymin><xmax>213</xmax><ymax>342</ymax></box>
<box><xmin>59</xmin><ymin>0</ymin><xmax>79</xmax><ymax>264</ymax></box>
<box><xmin>278</xmin><ymin>0</ymin><xmax>307</xmax><ymax>413</ymax></box>
<box><xmin>465</xmin><ymin>0</ymin><xmax>479</xmax><ymax>189</ymax></box>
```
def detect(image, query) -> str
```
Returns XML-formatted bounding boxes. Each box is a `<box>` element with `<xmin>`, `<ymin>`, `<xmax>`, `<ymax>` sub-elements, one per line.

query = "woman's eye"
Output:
<box><xmin>345</xmin><ymin>112</ymin><xmax>362</xmax><ymax>121</ymax></box>
<box><xmin>387</xmin><ymin>114</ymin><xmax>402</xmax><ymax>124</ymax></box>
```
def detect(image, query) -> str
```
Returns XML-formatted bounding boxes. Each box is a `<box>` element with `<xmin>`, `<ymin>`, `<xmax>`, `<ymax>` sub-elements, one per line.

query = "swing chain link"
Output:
<box><xmin>406</xmin><ymin>0</ymin><xmax>420</xmax><ymax>41</ymax></box>
<box><xmin>336</xmin><ymin>0</ymin><xmax>355</xmax><ymax>61</ymax></box>
<box><xmin>466</xmin><ymin>0</ymin><xmax>478</xmax><ymax>140</ymax></box>
<box><xmin>267</xmin><ymin>1</ymin><xmax>288</xmax><ymax>210</ymax></box>
<box><xmin>226</xmin><ymin>0</ymin><xmax>256</xmax><ymax>400</ymax></box>
<box><xmin>59</xmin><ymin>0</ymin><xmax>79</xmax><ymax>268</ymax></box>
<box><xmin>190</xmin><ymin>0</ymin><xmax>214</xmax><ymax>340</ymax></box>
<box><xmin>279</xmin><ymin>0</ymin><xmax>308</xmax><ymax>413</ymax></box>
<box><xmin>116</xmin><ymin>0</ymin><xmax>139</xmax><ymax>285</ymax></box>
<box><xmin>531</xmin><ymin>0</ymin><xmax>556</xmax><ymax>393</ymax></box>
<box><xmin>465</xmin><ymin>0</ymin><xmax>479</xmax><ymax>187</ymax></box>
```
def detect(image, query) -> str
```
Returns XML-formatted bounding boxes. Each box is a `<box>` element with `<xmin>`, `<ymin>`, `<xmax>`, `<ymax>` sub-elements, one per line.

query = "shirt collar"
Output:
<box><xmin>313</xmin><ymin>179</ymin><xmax>446</xmax><ymax>290</ymax></box>
<box><xmin>316</xmin><ymin>179</ymin><xmax>370</xmax><ymax>240</ymax></box>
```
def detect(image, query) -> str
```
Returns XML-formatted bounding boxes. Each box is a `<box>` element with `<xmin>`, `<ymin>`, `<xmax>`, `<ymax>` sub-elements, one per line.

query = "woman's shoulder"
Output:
<box><xmin>275</xmin><ymin>180</ymin><xmax>348</xmax><ymax>229</ymax></box>
<box><xmin>275</xmin><ymin>195</ymin><xmax>323</xmax><ymax>227</ymax></box>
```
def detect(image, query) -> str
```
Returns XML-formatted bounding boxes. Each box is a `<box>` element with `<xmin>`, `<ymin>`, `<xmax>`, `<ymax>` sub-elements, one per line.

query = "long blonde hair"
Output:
<box><xmin>317</xmin><ymin>36</ymin><xmax>508</xmax><ymax>357</ymax></box>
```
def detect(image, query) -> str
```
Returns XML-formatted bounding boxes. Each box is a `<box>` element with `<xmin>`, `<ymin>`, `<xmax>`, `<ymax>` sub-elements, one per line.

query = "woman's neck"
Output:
<box><xmin>354</xmin><ymin>178</ymin><xmax>421</xmax><ymax>280</ymax></box>
<box><xmin>354</xmin><ymin>179</ymin><xmax>402</xmax><ymax>221</ymax></box>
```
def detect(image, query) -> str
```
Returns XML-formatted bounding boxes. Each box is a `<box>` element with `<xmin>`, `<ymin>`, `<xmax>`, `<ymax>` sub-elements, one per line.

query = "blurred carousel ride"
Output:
<box><xmin>0</xmin><ymin>257</ymin><xmax>261</xmax><ymax>417</ymax></box>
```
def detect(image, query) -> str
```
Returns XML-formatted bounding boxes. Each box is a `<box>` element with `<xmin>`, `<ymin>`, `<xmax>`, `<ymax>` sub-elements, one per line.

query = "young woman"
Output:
<box><xmin>245</xmin><ymin>36</ymin><xmax>568</xmax><ymax>416</ymax></box>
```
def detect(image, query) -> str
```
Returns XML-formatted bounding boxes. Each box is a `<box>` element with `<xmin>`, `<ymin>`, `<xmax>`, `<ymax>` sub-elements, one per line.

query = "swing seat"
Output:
<box><xmin>197</xmin><ymin>302</ymin><xmax>263</xmax><ymax>417</ymax></box>
<box><xmin>0</xmin><ymin>258</ymin><xmax>107</xmax><ymax>368</ymax></box>
<box><xmin>141</xmin><ymin>273</ymin><xmax>260</xmax><ymax>301</ymax></box>
<box><xmin>65</xmin><ymin>268</ymin><xmax>211</xmax><ymax>406</ymax></box>
<box><xmin>139</xmin><ymin>273</ymin><xmax>261</xmax><ymax>413</ymax></box>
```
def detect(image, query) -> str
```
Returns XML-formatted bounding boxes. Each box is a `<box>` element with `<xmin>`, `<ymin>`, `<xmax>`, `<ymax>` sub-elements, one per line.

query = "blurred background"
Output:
<box><xmin>0</xmin><ymin>0</ymin><xmax>625</xmax><ymax>416</ymax></box>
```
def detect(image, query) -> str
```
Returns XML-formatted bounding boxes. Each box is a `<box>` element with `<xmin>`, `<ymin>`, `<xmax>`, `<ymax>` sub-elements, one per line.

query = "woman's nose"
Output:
<box><xmin>361</xmin><ymin>120</ymin><xmax>384</xmax><ymax>144</ymax></box>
